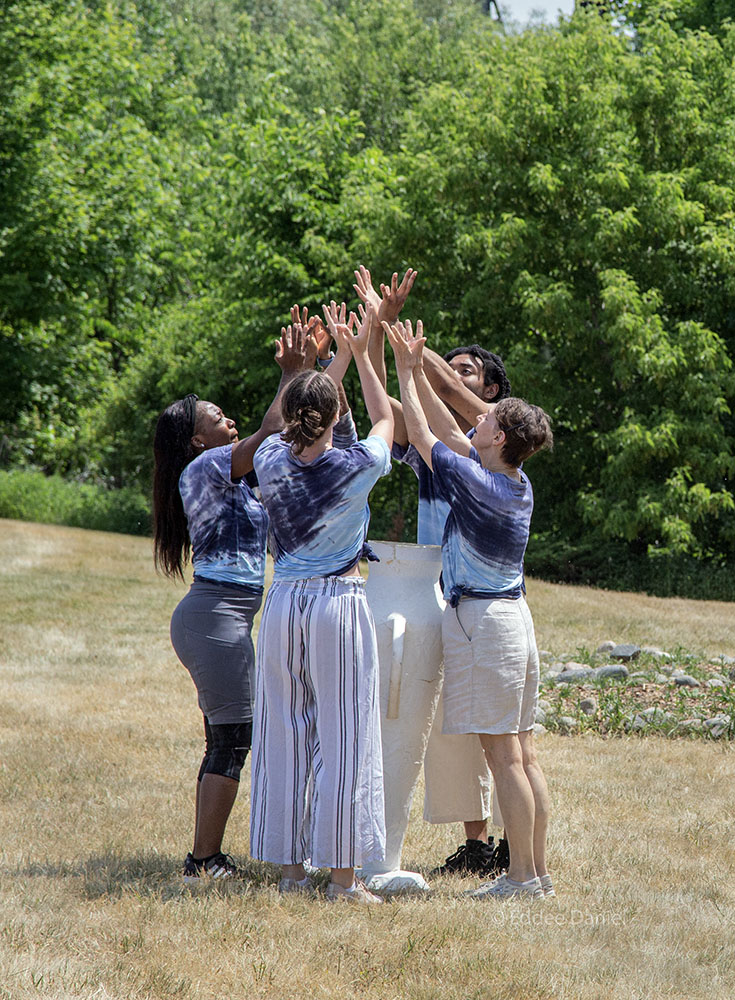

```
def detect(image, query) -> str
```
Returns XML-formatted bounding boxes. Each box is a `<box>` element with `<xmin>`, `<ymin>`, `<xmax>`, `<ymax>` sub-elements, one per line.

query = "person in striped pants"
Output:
<box><xmin>250</xmin><ymin>302</ymin><xmax>394</xmax><ymax>904</ymax></box>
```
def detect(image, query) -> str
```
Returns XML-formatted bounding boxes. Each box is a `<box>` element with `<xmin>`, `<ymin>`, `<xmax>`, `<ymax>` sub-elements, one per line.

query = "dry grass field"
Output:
<box><xmin>1</xmin><ymin>518</ymin><xmax>734</xmax><ymax>1000</ymax></box>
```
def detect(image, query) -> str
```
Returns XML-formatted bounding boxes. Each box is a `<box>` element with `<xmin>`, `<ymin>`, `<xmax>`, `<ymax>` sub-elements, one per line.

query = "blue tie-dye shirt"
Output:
<box><xmin>179</xmin><ymin>445</ymin><xmax>268</xmax><ymax>591</ymax></box>
<box><xmin>430</xmin><ymin>441</ymin><xmax>532</xmax><ymax>600</ymax></box>
<box><xmin>254</xmin><ymin>433</ymin><xmax>392</xmax><ymax>580</ymax></box>
<box><xmin>392</xmin><ymin>428</ymin><xmax>475</xmax><ymax>545</ymax></box>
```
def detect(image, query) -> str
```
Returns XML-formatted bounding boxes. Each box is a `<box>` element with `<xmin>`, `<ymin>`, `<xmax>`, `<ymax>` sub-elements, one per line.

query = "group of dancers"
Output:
<box><xmin>152</xmin><ymin>266</ymin><xmax>554</xmax><ymax>903</ymax></box>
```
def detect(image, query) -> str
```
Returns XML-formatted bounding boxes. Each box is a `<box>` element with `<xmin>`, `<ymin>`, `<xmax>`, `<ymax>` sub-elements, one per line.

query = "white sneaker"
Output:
<box><xmin>278</xmin><ymin>875</ymin><xmax>316</xmax><ymax>896</ymax></box>
<box><xmin>325</xmin><ymin>879</ymin><xmax>384</xmax><ymax>904</ymax></box>
<box><xmin>466</xmin><ymin>874</ymin><xmax>543</xmax><ymax>900</ymax></box>
<box><xmin>539</xmin><ymin>874</ymin><xmax>556</xmax><ymax>898</ymax></box>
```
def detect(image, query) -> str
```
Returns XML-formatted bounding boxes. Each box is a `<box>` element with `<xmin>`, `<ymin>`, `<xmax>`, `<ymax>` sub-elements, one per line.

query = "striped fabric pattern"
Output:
<box><xmin>250</xmin><ymin>577</ymin><xmax>386</xmax><ymax>869</ymax></box>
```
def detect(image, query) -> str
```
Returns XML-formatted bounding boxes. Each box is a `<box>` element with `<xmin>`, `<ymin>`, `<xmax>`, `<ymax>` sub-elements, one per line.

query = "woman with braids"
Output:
<box><xmin>249</xmin><ymin>302</ymin><xmax>393</xmax><ymax>904</ymax></box>
<box><xmin>152</xmin><ymin>328</ymin><xmax>311</xmax><ymax>882</ymax></box>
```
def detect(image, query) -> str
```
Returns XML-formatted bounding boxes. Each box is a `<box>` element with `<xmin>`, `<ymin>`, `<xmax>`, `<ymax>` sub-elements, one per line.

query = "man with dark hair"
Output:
<box><xmin>354</xmin><ymin>266</ymin><xmax>511</xmax><ymax>879</ymax></box>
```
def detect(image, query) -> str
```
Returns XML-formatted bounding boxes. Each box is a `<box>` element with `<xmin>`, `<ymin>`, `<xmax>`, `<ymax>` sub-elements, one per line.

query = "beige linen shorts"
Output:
<box><xmin>441</xmin><ymin>595</ymin><xmax>539</xmax><ymax>736</ymax></box>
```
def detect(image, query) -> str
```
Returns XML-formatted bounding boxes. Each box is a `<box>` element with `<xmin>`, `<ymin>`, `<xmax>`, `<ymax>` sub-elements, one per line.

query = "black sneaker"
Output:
<box><xmin>182</xmin><ymin>851</ymin><xmax>245</xmax><ymax>883</ymax></box>
<box><xmin>432</xmin><ymin>837</ymin><xmax>497</xmax><ymax>877</ymax></box>
<box><xmin>490</xmin><ymin>837</ymin><xmax>510</xmax><ymax>875</ymax></box>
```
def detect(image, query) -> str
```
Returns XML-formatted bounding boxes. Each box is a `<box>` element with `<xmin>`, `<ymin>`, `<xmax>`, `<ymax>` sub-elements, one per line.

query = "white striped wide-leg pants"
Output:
<box><xmin>250</xmin><ymin>577</ymin><xmax>386</xmax><ymax>870</ymax></box>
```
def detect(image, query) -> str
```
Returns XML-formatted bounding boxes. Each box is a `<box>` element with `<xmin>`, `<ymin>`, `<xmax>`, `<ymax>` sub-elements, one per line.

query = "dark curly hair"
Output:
<box><xmin>281</xmin><ymin>371</ymin><xmax>339</xmax><ymax>456</ymax></box>
<box><xmin>443</xmin><ymin>344</ymin><xmax>511</xmax><ymax>400</ymax></box>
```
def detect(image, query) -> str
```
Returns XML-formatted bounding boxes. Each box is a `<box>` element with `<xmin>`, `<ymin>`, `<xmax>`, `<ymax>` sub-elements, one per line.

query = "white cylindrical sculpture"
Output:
<box><xmin>359</xmin><ymin>541</ymin><xmax>445</xmax><ymax>893</ymax></box>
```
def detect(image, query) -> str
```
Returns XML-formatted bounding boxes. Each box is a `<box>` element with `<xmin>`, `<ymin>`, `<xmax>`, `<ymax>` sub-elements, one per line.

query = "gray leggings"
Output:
<box><xmin>170</xmin><ymin>578</ymin><xmax>262</xmax><ymax>726</ymax></box>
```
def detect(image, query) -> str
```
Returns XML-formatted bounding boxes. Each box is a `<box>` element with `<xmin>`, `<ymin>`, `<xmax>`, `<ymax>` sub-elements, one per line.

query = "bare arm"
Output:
<box><xmin>383</xmin><ymin>322</ymin><xmax>438</xmax><ymax>469</ymax></box>
<box><xmin>230</xmin><ymin>324</ymin><xmax>309</xmax><ymax>478</ymax></box>
<box><xmin>333</xmin><ymin>303</ymin><xmax>393</xmax><ymax>446</ymax></box>
<box><xmin>422</xmin><ymin>347</ymin><xmax>492</xmax><ymax>425</ymax></box>
<box><xmin>414</xmin><ymin>366</ymin><xmax>473</xmax><ymax>458</ymax></box>
<box><xmin>389</xmin><ymin>395</ymin><xmax>408</xmax><ymax>449</ymax></box>
<box><xmin>353</xmin><ymin>265</ymin><xmax>417</xmax><ymax>389</ymax></box>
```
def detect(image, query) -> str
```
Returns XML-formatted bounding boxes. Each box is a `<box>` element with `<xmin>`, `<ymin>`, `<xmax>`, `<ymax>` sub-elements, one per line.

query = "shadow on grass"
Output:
<box><xmin>21</xmin><ymin>851</ymin><xmax>280</xmax><ymax>900</ymax></box>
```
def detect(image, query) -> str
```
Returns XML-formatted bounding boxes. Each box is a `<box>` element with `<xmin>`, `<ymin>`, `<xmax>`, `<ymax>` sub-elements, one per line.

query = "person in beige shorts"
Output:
<box><xmin>355</xmin><ymin>265</ymin><xmax>509</xmax><ymax>876</ymax></box>
<box><xmin>385</xmin><ymin>317</ymin><xmax>556</xmax><ymax>901</ymax></box>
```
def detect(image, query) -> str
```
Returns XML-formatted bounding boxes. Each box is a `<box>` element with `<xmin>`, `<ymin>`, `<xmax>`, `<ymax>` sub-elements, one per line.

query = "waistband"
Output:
<box><xmin>268</xmin><ymin>575</ymin><xmax>366</xmax><ymax>597</ymax></box>
<box><xmin>192</xmin><ymin>575</ymin><xmax>264</xmax><ymax>597</ymax></box>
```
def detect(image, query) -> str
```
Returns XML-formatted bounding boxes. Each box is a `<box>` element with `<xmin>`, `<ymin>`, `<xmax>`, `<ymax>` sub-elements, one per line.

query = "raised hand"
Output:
<box><xmin>354</xmin><ymin>265</ymin><xmax>417</xmax><ymax>326</ymax></box>
<box><xmin>322</xmin><ymin>300</ymin><xmax>354</xmax><ymax>343</ymax></box>
<box><xmin>353</xmin><ymin>265</ymin><xmax>382</xmax><ymax>313</ymax></box>
<box><xmin>310</xmin><ymin>315</ymin><xmax>334</xmax><ymax>361</ymax></box>
<box><xmin>275</xmin><ymin>322</ymin><xmax>310</xmax><ymax>373</ymax></box>
<box><xmin>383</xmin><ymin>318</ymin><xmax>426</xmax><ymax>372</ymax></box>
<box><xmin>378</xmin><ymin>269</ymin><xmax>417</xmax><ymax>325</ymax></box>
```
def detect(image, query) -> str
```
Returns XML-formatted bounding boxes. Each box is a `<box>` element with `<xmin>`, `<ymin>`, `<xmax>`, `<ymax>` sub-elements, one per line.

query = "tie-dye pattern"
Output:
<box><xmin>179</xmin><ymin>444</ymin><xmax>268</xmax><ymax>590</ymax></box>
<box><xmin>392</xmin><ymin>428</ymin><xmax>476</xmax><ymax>545</ymax></box>
<box><xmin>253</xmin><ymin>434</ymin><xmax>391</xmax><ymax>580</ymax></box>
<box><xmin>430</xmin><ymin>441</ymin><xmax>533</xmax><ymax>599</ymax></box>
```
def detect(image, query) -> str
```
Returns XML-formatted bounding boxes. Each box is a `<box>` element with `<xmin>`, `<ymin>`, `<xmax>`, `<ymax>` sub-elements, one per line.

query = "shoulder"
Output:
<box><xmin>254</xmin><ymin>433</ymin><xmax>287</xmax><ymax>468</ymax></box>
<box><xmin>181</xmin><ymin>444</ymin><xmax>234</xmax><ymax>490</ymax></box>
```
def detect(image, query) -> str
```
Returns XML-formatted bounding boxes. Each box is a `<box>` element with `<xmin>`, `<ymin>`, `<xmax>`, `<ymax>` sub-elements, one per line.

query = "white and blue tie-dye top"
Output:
<box><xmin>430</xmin><ymin>441</ymin><xmax>532</xmax><ymax>605</ymax></box>
<box><xmin>254</xmin><ymin>433</ymin><xmax>392</xmax><ymax>581</ymax></box>
<box><xmin>179</xmin><ymin>444</ymin><xmax>268</xmax><ymax>591</ymax></box>
<box><xmin>392</xmin><ymin>428</ymin><xmax>476</xmax><ymax>545</ymax></box>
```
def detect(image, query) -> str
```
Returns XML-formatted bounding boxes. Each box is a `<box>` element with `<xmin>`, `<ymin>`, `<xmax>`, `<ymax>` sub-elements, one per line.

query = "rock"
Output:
<box><xmin>557</xmin><ymin>715</ymin><xmax>578</xmax><ymax>733</ymax></box>
<box><xmin>538</xmin><ymin>650</ymin><xmax>554</xmax><ymax>662</ymax></box>
<box><xmin>535</xmin><ymin>707</ymin><xmax>547</xmax><ymax>725</ymax></box>
<box><xmin>610</xmin><ymin>644</ymin><xmax>641</xmax><ymax>662</ymax></box>
<box><xmin>730</xmin><ymin>667</ymin><xmax>735</xmax><ymax>682</ymax></box>
<box><xmin>674</xmin><ymin>675</ymin><xmax>701</xmax><ymax>687</ymax></box>
<box><xmin>707</xmin><ymin>678</ymin><xmax>726</xmax><ymax>689</ymax></box>
<box><xmin>674</xmin><ymin>718</ymin><xmax>704</xmax><ymax>735</ymax></box>
<box><xmin>593</xmin><ymin>664</ymin><xmax>630</xmax><ymax>681</ymax></box>
<box><xmin>579</xmin><ymin>697</ymin><xmax>597</xmax><ymax>716</ymax></box>
<box><xmin>563</xmin><ymin>661</ymin><xmax>589</xmax><ymax>671</ymax></box>
<box><xmin>709</xmin><ymin>674</ymin><xmax>727</xmax><ymax>683</ymax></box>
<box><xmin>537</xmin><ymin>699</ymin><xmax>552</xmax><ymax>712</ymax></box>
<box><xmin>655</xmin><ymin>674</ymin><xmax>670</xmax><ymax>684</ymax></box>
<box><xmin>553</xmin><ymin>668</ymin><xmax>594</xmax><ymax>684</ymax></box>
<box><xmin>628</xmin><ymin>672</ymin><xmax>648</xmax><ymax>682</ymax></box>
<box><xmin>533</xmin><ymin>723</ymin><xmax>547</xmax><ymax>737</ymax></box>
<box><xmin>640</xmin><ymin>646</ymin><xmax>672</xmax><ymax>661</ymax></box>
<box><xmin>704</xmin><ymin>714</ymin><xmax>731</xmax><ymax>738</ymax></box>
<box><xmin>595</xmin><ymin>640</ymin><xmax>616</xmax><ymax>654</ymax></box>
<box><xmin>627</xmin><ymin>707</ymin><xmax>672</xmax><ymax>731</ymax></box>
<box><xmin>658</xmin><ymin>665</ymin><xmax>675</xmax><ymax>676</ymax></box>
<box><xmin>640</xmin><ymin>707</ymin><xmax>673</xmax><ymax>725</ymax></box>
<box><xmin>545</xmin><ymin>662</ymin><xmax>564</xmax><ymax>675</ymax></box>
<box><xmin>716</xmin><ymin>654</ymin><xmax>735</xmax><ymax>665</ymax></box>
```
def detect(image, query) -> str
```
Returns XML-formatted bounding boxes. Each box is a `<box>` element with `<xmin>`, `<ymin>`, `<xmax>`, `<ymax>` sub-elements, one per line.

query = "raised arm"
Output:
<box><xmin>230</xmin><ymin>324</ymin><xmax>309</xmax><ymax>478</ymax></box>
<box><xmin>383</xmin><ymin>322</ymin><xmax>438</xmax><ymax>469</ymax></box>
<box><xmin>332</xmin><ymin>302</ymin><xmax>393</xmax><ymax>447</ymax></box>
<box><xmin>422</xmin><ymin>347</ymin><xmax>492</xmax><ymax>425</ymax></box>
<box><xmin>353</xmin><ymin>265</ymin><xmax>417</xmax><ymax>389</ymax></box>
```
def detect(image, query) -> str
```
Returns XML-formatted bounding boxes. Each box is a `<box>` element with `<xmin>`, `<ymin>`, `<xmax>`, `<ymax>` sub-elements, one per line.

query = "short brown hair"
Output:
<box><xmin>281</xmin><ymin>371</ymin><xmax>339</xmax><ymax>455</ymax></box>
<box><xmin>494</xmin><ymin>397</ymin><xmax>553</xmax><ymax>467</ymax></box>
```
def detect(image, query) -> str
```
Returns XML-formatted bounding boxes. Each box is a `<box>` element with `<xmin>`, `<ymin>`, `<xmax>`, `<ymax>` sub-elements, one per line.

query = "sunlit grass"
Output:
<box><xmin>1</xmin><ymin>519</ymin><xmax>734</xmax><ymax>999</ymax></box>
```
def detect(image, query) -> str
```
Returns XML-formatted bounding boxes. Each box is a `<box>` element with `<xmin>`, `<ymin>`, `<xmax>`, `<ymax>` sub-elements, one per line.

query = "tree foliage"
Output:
<box><xmin>2</xmin><ymin>0</ymin><xmax>735</xmax><ymax>597</ymax></box>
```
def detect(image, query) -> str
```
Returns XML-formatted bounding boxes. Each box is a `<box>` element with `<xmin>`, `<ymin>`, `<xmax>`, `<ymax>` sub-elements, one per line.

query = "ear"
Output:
<box><xmin>482</xmin><ymin>382</ymin><xmax>500</xmax><ymax>402</ymax></box>
<box><xmin>191</xmin><ymin>435</ymin><xmax>205</xmax><ymax>451</ymax></box>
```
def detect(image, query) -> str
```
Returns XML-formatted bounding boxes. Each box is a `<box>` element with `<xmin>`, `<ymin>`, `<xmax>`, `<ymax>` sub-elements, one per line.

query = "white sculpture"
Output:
<box><xmin>358</xmin><ymin>540</ymin><xmax>445</xmax><ymax>894</ymax></box>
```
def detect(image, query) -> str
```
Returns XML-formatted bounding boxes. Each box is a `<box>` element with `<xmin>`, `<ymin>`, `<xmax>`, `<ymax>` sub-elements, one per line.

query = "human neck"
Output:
<box><xmin>295</xmin><ymin>427</ymin><xmax>334</xmax><ymax>464</ymax></box>
<box><xmin>475</xmin><ymin>445</ymin><xmax>521</xmax><ymax>480</ymax></box>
